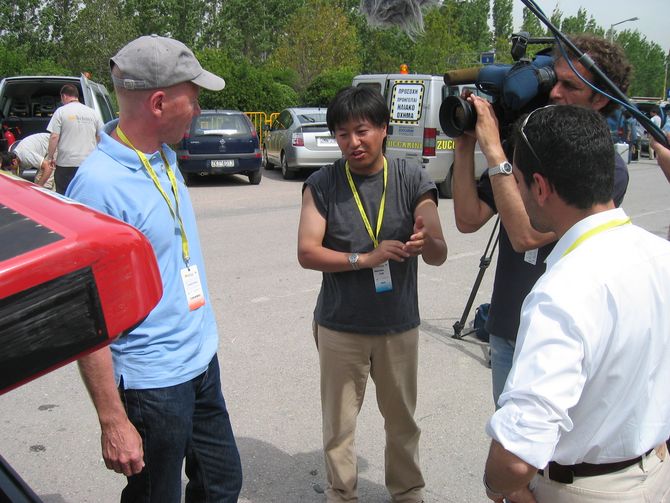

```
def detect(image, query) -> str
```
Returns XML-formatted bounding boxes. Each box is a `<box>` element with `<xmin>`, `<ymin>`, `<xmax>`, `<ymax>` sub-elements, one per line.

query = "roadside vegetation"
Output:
<box><xmin>1</xmin><ymin>0</ymin><xmax>667</xmax><ymax>111</ymax></box>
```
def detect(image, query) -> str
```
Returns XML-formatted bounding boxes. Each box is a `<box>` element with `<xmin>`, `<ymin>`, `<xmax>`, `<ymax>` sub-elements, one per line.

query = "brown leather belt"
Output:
<box><xmin>538</xmin><ymin>448</ymin><xmax>654</xmax><ymax>484</ymax></box>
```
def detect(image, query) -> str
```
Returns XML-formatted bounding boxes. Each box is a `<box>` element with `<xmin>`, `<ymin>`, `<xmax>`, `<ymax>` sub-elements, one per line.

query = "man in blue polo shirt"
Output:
<box><xmin>66</xmin><ymin>36</ymin><xmax>242</xmax><ymax>502</ymax></box>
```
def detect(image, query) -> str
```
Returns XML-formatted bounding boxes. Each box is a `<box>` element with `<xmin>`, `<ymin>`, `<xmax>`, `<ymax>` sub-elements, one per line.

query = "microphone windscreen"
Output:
<box><xmin>359</xmin><ymin>0</ymin><xmax>441</xmax><ymax>39</ymax></box>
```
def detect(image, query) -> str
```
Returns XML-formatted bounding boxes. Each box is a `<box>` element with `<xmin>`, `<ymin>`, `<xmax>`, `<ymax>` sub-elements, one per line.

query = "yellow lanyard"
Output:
<box><xmin>345</xmin><ymin>158</ymin><xmax>387</xmax><ymax>248</ymax></box>
<box><xmin>562</xmin><ymin>217</ymin><xmax>631</xmax><ymax>257</ymax></box>
<box><xmin>116</xmin><ymin>127</ymin><xmax>191</xmax><ymax>266</ymax></box>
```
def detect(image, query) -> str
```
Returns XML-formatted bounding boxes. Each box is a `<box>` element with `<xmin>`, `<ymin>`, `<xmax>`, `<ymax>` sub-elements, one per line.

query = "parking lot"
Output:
<box><xmin>1</xmin><ymin>158</ymin><xmax>669</xmax><ymax>502</ymax></box>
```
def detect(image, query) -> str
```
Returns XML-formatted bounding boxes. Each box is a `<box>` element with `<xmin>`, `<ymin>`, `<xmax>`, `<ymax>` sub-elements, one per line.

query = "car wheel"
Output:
<box><xmin>248</xmin><ymin>170</ymin><xmax>262</xmax><ymax>185</ymax></box>
<box><xmin>281</xmin><ymin>153</ymin><xmax>295</xmax><ymax>180</ymax></box>
<box><xmin>437</xmin><ymin>166</ymin><xmax>453</xmax><ymax>199</ymax></box>
<box><xmin>262</xmin><ymin>147</ymin><xmax>273</xmax><ymax>170</ymax></box>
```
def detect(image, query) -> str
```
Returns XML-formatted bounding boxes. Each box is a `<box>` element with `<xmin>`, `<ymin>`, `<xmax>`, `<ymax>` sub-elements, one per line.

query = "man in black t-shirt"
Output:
<box><xmin>453</xmin><ymin>35</ymin><xmax>631</xmax><ymax>408</ymax></box>
<box><xmin>298</xmin><ymin>86</ymin><xmax>447</xmax><ymax>503</ymax></box>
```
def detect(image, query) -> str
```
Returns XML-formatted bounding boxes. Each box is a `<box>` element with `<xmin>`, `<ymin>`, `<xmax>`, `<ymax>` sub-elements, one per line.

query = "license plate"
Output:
<box><xmin>317</xmin><ymin>137</ymin><xmax>337</xmax><ymax>147</ymax></box>
<box><xmin>211</xmin><ymin>160</ymin><xmax>234</xmax><ymax>168</ymax></box>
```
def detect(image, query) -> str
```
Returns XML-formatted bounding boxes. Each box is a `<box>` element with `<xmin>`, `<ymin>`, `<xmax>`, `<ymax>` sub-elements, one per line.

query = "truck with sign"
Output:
<box><xmin>352</xmin><ymin>72</ymin><xmax>488</xmax><ymax>198</ymax></box>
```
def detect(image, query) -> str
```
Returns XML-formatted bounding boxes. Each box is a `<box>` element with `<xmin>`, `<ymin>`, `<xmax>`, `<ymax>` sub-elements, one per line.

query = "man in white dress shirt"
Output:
<box><xmin>480</xmin><ymin>104</ymin><xmax>670</xmax><ymax>502</ymax></box>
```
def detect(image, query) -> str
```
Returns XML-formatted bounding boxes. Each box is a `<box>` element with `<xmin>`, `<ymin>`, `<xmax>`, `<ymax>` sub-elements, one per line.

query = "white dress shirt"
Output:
<box><xmin>487</xmin><ymin>208</ymin><xmax>670</xmax><ymax>468</ymax></box>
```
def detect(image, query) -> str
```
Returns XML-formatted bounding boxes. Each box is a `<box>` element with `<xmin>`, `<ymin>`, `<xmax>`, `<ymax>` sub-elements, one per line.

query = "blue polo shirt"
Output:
<box><xmin>66</xmin><ymin>130</ymin><xmax>218</xmax><ymax>389</ymax></box>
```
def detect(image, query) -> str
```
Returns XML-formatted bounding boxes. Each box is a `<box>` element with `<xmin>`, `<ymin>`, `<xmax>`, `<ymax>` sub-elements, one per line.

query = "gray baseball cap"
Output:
<box><xmin>110</xmin><ymin>35</ymin><xmax>225</xmax><ymax>91</ymax></box>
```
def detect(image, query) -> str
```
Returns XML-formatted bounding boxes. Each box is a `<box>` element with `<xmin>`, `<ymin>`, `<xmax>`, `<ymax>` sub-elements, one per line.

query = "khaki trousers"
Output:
<box><xmin>314</xmin><ymin>323</ymin><xmax>424</xmax><ymax>503</ymax></box>
<box><xmin>530</xmin><ymin>444</ymin><xmax>670</xmax><ymax>502</ymax></box>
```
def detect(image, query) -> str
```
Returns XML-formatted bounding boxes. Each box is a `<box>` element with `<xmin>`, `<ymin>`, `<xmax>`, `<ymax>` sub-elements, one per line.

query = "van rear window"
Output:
<box><xmin>357</xmin><ymin>82</ymin><xmax>383</xmax><ymax>95</ymax></box>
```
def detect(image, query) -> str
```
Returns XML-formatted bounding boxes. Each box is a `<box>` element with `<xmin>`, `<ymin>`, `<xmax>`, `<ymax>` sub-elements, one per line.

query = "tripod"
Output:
<box><xmin>452</xmin><ymin>216</ymin><xmax>500</xmax><ymax>339</ymax></box>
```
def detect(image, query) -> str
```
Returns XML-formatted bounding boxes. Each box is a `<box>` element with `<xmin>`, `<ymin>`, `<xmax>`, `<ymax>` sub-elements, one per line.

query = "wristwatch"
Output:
<box><xmin>348</xmin><ymin>253</ymin><xmax>360</xmax><ymax>271</ymax></box>
<box><xmin>488</xmin><ymin>161</ymin><xmax>513</xmax><ymax>177</ymax></box>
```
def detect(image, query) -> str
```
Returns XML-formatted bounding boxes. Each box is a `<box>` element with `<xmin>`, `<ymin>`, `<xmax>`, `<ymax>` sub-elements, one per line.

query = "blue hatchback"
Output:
<box><xmin>177</xmin><ymin>110</ymin><xmax>262</xmax><ymax>185</ymax></box>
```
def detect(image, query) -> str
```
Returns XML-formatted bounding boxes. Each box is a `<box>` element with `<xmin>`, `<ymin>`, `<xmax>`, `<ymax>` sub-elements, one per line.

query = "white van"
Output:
<box><xmin>0</xmin><ymin>74</ymin><xmax>116</xmax><ymax>146</ymax></box>
<box><xmin>352</xmin><ymin>73</ymin><xmax>488</xmax><ymax>198</ymax></box>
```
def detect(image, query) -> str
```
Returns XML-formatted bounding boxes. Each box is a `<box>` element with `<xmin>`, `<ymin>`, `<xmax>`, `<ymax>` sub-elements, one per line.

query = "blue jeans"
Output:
<box><xmin>118</xmin><ymin>355</ymin><xmax>242</xmax><ymax>503</ymax></box>
<box><xmin>489</xmin><ymin>334</ymin><xmax>516</xmax><ymax>409</ymax></box>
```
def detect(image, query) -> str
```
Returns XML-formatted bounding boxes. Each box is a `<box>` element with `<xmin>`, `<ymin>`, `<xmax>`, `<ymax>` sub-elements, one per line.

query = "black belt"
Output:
<box><xmin>538</xmin><ymin>448</ymin><xmax>654</xmax><ymax>484</ymax></box>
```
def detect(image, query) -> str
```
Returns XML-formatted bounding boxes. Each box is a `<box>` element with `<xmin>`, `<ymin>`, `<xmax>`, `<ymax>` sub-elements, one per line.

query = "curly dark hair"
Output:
<box><xmin>553</xmin><ymin>34</ymin><xmax>632</xmax><ymax>116</ymax></box>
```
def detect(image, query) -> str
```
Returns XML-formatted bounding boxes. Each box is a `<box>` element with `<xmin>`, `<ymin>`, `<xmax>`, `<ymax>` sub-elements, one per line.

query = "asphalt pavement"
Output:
<box><xmin>1</xmin><ymin>158</ymin><xmax>668</xmax><ymax>502</ymax></box>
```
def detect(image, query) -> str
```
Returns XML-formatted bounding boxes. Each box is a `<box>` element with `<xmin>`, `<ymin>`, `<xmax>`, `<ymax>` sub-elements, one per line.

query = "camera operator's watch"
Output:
<box><xmin>348</xmin><ymin>253</ymin><xmax>360</xmax><ymax>271</ymax></box>
<box><xmin>488</xmin><ymin>161</ymin><xmax>513</xmax><ymax>177</ymax></box>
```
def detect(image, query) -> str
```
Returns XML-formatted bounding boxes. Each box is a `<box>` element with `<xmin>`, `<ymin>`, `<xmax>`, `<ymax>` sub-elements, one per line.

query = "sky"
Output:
<box><xmin>511</xmin><ymin>0</ymin><xmax>669</xmax><ymax>53</ymax></box>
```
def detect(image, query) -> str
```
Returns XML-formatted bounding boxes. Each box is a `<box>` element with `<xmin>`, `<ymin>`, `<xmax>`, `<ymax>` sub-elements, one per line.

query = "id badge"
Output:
<box><xmin>372</xmin><ymin>261</ymin><xmax>393</xmax><ymax>293</ymax></box>
<box><xmin>180</xmin><ymin>265</ymin><xmax>206</xmax><ymax>310</ymax></box>
<box><xmin>524</xmin><ymin>248</ymin><xmax>538</xmax><ymax>265</ymax></box>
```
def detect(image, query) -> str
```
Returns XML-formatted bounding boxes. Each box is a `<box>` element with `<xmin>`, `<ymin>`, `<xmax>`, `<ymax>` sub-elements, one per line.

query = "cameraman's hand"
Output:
<box><xmin>468</xmin><ymin>95</ymin><xmax>507</xmax><ymax>166</ymax></box>
<box><xmin>455</xmin><ymin>132</ymin><xmax>477</xmax><ymax>151</ymax></box>
<box><xmin>456</xmin><ymin>90</ymin><xmax>478</xmax><ymax>147</ymax></box>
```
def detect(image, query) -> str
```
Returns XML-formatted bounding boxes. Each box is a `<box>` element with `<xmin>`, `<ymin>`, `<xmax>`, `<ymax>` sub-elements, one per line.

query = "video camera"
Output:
<box><xmin>439</xmin><ymin>33</ymin><xmax>556</xmax><ymax>139</ymax></box>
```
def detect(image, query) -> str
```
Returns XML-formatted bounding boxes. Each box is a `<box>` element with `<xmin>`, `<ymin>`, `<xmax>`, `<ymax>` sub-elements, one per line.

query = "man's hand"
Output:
<box><xmin>77</xmin><ymin>348</ymin><xmax>145</xmax><ymax>478</ymax></box>
<box><xmin>486</xmin><ymin>484</ymin><xmax>537</xmax><ymax>503</ymax></box>
<box><xmin>454</xmin><ymin>127</ymin><xmax>477</xmax><ymax>151</ymax></box>
<box><xmin>454</xmin><ymin>89</ymin><xmax>478</xmax><ymax>151</ymax></box>
<box><xmin>469</xmin><ymin>95</ymin><xmax>506</xmax><ymax>166</ymax></box>
<box><xmin>404</xmin><ymin>215</ymin><xmax>428</xmax><ymax>257</ymax></box>
<box><xmin>360</xmin><ymin>240</ymin><xmax>409</xmax><ymax>268</ymax></box>
<box><xmin>101</xmin><ymin>417</ymin><xmax>145</xmax><ymax>476</ymax></box>
<box><xmin>35</xmin><ymin>160</ymin><xmax>55</xmax><ymax>186</ymax></box>
<box><xmin>500</xmin><ymin>486</ymin><xmax>537</xmax><ymax>503</ymax></box>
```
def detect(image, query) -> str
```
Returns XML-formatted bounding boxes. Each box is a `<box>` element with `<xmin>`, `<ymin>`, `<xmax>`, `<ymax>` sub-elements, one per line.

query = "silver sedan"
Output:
<box><xmin>263</xmin><ymin>107</ymin><xmax>342</xmax><ymax>179</ymax></box>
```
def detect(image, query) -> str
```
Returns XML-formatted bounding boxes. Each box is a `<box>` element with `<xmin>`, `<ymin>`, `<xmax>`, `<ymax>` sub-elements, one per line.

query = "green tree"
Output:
<box><xmin>302</xmin><ymin>68</ymin><xmax>358</xmax><ymax>106</ymax></box>
<box><xmin>39</xmin><ymin>0</ymin><xmax>77</xmax><ymax>47</ymax></box>
<box><xmin>454</xmin><ymin>0</ymin><xmax>491</xmax><ymax>53</ymax></box>
<box><xmin>520</xmin><ymin>7</ymin><xmax>545</xmax><ymax>38</ymax></box>
<box><xmin>21</xmin><ymin>56</ymin><xmax>70</xmax><ymax>76</ymax></box>
<box><xmin>616</xmin><ymin>30</ymin><xmax>666</xmax><ymax>97</ymax></box>
<box><xmin>560</xmin><ymin>7</ymin><xmax>604</xmax><ymax>37</ymax></box>
<box><xmin>0</xmin><ymin>43</ymin><xmax>26</xmax><ymax>76</ymax></box>
<box><xmin>342</xmin><ymin>3</ymin><xmax>414</xmax><ymax>75</ymax></box>
<box><xmin>196</xmin><ymin>48</ymin><xmax>298</xmax><ymax>112</ymax></box>
<box><xmin>411</xmin><ymin>3</ymin><xmax>474</xmax><ymax>73</ymax></box>
<box><xmin>358</xmin><ymin>26</ymin><xmax>415</xmax><ymax>74</ymax></box>
<box><xmin>269</xmin><ymin>0</ymin><xmax>361</xmax><ymax>92</ymax></box>
<box><xmin>0</xmin><ymin>0</ymin><xmax>43</xmax><ymax>54</ymax></box>
<box><xmin>492</xmin><ymin>0</ymin><xmax>513</xmax><ymax>44</ymax></box>
<box><xmin>169</xmin><ymin>0</ymin><xmax>206</xmax><ymax>47</ymax></box>
<box><xmin>122</xmin><ymin>0</ymin><xmax>173</xmax><ymax>40</ymax></box>
<box><xmin>200</xmin><ymin>0</ymin><xmax>300</xmax><ymax>60</ymax></box>
<box><xmin>61</xmin><ymin>0</ymin><xmax>137</xmax><ymax>86</ymax></box>
<box><xmin>549</xmin><ymin>6</ymin><xmax>562</xmax><ymax>33</ymax></box>
<box><xmin>0</xmin><ymin>42</ymin><xmax>68</xmax><ymax>77</ymax></box>
<box><xmin>491</xmin><ymin>0</ymin><xmax>514</xmax><ymax>64</ymax></box>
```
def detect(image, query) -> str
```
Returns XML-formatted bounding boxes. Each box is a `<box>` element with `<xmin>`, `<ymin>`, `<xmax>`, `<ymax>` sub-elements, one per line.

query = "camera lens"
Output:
<box><xmin>440</xmin><ymin>96</ymin><xmax>477</xmax><ymax>137</ymax></box>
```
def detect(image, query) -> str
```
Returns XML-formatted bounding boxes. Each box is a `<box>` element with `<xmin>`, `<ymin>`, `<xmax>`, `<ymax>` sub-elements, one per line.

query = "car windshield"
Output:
<box><xmin>297</xmin><ymin>113</ymin><xmax>326</xmax><ymax>124</ymax></box>
<box><xmin>192</xmin><ymin>114</ymin><xmax>248</xmax><ymax>135</ymax></box>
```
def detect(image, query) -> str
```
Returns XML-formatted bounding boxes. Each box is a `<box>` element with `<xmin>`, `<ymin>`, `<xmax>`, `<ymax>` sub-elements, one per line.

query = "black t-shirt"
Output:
<box><xmin>478</xmin><ymin>152</ymin><xmax>629</xmax><ymax>341</ymax></box>
<box><xmin>477</xmin><ymin>176</ymin><xmax>554</xmax><ymax>340</ymax></box>
<box><xmin>304</xmin><ymin>158</ymin><xmax>437</xmax><ymax>334</ymax></box>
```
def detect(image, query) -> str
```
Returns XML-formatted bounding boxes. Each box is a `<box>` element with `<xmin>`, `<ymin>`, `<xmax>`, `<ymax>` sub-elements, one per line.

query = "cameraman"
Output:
<box><xmin>452</xmin><ymin>35</ymin><xmax>631</xmax><ymax>408</ymax></box>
